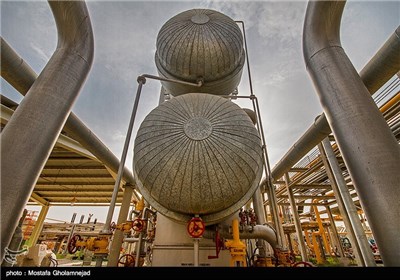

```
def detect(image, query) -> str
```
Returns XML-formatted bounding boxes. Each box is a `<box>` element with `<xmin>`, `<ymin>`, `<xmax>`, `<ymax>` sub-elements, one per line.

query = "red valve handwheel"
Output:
<box><xmin>132</xmin><ymin>218</ymin><xmax>144</xmax><ymax>232</ymax></box>
<box><xmin>67</xmin><ymin>234</ymin><xmax>82</xmax><ymax>254</ymax></box>
<box><xmin>118</xmin><ymin>254</ymin><xmax>135</xmax><ymax>267</ymax></box>
<box><xmin>187</xmin><ymin>217</ymin><xmax>205</xmax><ymax>238</ymax></box>
<box><xmin>292</xmin><ymin>261</ymin><xmax>314</xmax><ymax>267</ymax></box>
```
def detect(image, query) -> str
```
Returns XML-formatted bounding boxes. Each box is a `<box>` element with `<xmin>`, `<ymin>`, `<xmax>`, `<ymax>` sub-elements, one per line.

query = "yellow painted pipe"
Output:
<box><xmin>312</xmin><ymin>191</ymin><xmax>335</xmax><ymax>255</ymax></box>
<box><xmin>304</xmin><ymin>229</ymin><xmax>313</xmax><ymax>249</ymax></box>
<box><xmin>379</xmin><ymin>91</ymin><xmax>400</xmax><ymax>113</ymax></box>
<box><xmin>135</xmin><ymin>197</ymin><xmax>145</xmax><ymax>212</ymax></box>
<box><xmin>232</xmin><ymin>219</ymin><xmax>240</xmax><ymax>242</ymax></box>
<box><xmin>312</xmin><ymin>232</ymin><xmax>323</xmax><ymax>264</ymax></box>
<box><xmin>312</xmin><ymin>203</ymin><xmax>331</xmax><ymax>255</ymax></box>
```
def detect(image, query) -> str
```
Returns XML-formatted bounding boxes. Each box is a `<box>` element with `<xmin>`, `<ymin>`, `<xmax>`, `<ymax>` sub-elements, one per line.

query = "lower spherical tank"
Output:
<box><xmin>133</xmin><ymin>93</ymin><xmax>263</xmax><ymax>224</ymax></box>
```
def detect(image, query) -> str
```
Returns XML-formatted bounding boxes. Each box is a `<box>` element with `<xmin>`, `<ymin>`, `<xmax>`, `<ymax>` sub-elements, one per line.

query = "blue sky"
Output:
<box><xmin>1</xmin><ymin>0</ymin><xmax>399</xmax><ymax>223</ymax></box>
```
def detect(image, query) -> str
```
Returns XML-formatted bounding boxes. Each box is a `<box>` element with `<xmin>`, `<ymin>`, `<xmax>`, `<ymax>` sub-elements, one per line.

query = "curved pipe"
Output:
<box><xmin>271</xmin><ymin>24</ymin><xmax>400</xmax><ymax>182</ymax></box>
<box><xmin>0</xmin><ymin>37</ymin><xmax>138</xmax><ymax>199</ymax></box>
<box><xmin>216</xmin><ymin>224</ymin><xmax>278</xmax><ymax>249</ymax></box>
<box><xmin>1</xmin><ymin>1</ymin><xmax>93</xmax><ymax>261</ymax></box>
<box><xmin>303</xmin><ymin>1</ymin><xmax>400</xmax><ymax>266</ymax></box>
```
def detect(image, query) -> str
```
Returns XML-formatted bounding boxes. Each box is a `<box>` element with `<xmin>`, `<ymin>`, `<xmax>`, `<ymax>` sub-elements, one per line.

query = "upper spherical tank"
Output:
<box><xmin>155</xmin><ymin>9</ymin><xmax>245</xmax><ymax>96</ymax></box>
<box><xmin>133</xmin><ymin>93</ymin><xmax>263</xmax><ymax>224</ymax></box>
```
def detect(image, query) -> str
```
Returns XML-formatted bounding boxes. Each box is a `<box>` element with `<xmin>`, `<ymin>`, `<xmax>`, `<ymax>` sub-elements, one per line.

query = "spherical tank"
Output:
<box><xmin>133</xmin><ymin>93</ymin><xmax>263</xmax><ymax>224</ymax></box>
<box><xmin>155</xmin><ymin>9</ymin><xmax>245</xmax><ymax>96</ymax></box>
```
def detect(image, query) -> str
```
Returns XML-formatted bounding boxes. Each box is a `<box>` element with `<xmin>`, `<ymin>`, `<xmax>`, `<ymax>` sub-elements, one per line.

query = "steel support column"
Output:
<box><xmin>252</xmin><ymin>187</ymin><xmax>269</xmax><ymax>257</ymax></box>
<box><xmin>325</xmin><ymin>205</ymin><xmax>345</xmax><ymax>258</ymax></box>
<box><xmin>268</xmin><ymin>183</ymin><xmax>286</xmax><ymax>249</ymax></box>
<box><xmin>107</xmin><ymin>183</ymin><xmax>134</xmax><ymax>267</ymax></box>
<box><xmin>319</xmin><ymin>138</ymin><xmax>376</xmax><ymax>266</ymax></box>
<box><xmin>284</xmin><ymin>173</ymin><xmax>308</xmax><ymax>261</ymax></box>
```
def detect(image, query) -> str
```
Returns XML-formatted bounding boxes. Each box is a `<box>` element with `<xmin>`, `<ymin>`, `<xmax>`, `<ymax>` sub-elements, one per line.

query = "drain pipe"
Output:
<box><xmin>0</xmin><ymin>0</ymin><xmax>94</xmax><ymax>262</ymax></box>
<box><xmin>303</xmin><ymin>1</ymin><xmax>400</xmax><ymax>266</ymax></box>
<box><xmin>0</xmin><ymin>37</ymin><xmax>139</xmax><ymax>202</ymax></box>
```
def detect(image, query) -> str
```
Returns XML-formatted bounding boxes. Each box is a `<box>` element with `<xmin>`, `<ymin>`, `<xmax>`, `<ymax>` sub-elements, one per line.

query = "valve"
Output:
<box><xmin>111</xmin><ymin>221</ymin><xmax>136</xmax><ymax>233</ymax></box>
<box><xmin>292</xmin><ymin>261</ymin><xmax>314</xmax><ymax>267</ymax></box>
<box><xmin>132</xmin><ymin>218</ymin><xmax>145</xmax><ymax>232</ymax></box>
<box><xmin>67</xmin><ymin>234</ymin><xmax>110</xmax><ymax>255</ymax></box>
<box><xmin>239</xmin><ymin>209</ymin><xmax>247</xmax><ymax>227</ymax></box>
<box><xmin>67</xmin><ymin>234</ymin><xmax>83</xmax><ymax>254</ymax></box>
<box><xmin>118</xmin><ymin>254</ymin><xmax>135</xmax><ymax>267</ymax></box>
<box><xmin>275</xmin><ymin>249</ymin><xmax>294</xmax><ymax>267</ymax></box>
<box><xmin>248</xmin><ymin>208</ymin><xmax>257</xmax><ymax>227</ymax></box>
<box><xmin>187</xmin><ymin>217</ymin><xmax>205</xmax><ymax>238</ymax></box>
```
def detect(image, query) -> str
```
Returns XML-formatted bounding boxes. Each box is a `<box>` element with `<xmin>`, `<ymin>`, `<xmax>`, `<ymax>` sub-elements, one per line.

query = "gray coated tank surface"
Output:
<box><xmin>155</xmin><ymin>9</ymin><xmax>245</xmax><ymax>96</ymax></box>
<box><xmin>133</xmin><ymin>93</ymin><xmax>263</xmax><ymax>224</ymax></box>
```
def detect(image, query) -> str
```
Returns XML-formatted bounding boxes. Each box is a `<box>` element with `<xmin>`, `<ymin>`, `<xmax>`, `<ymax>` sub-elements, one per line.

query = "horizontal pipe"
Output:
<box><xmin>123</xmin><ymin>238</ymin><xmax>139</xmax><ymax>243</ymax></box>
<box><xmin>359</xmin><ymin>26</ymin><xmax>400</xmax><ymax>94</ymax></box>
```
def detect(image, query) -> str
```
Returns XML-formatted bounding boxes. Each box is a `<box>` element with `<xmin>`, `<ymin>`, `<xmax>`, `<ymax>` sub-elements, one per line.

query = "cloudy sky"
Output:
<box><xmin>1</xmin><ymin>0</ymin><xmax>399</xmax><ymax>222</ymax></box>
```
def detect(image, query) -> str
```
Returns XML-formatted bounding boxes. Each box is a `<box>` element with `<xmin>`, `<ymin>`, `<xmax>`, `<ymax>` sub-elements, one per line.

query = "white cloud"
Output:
<box><xmin>29</xmin><ymin>42</ymin><xmax>51</xmax><ymax>62</ymax></box>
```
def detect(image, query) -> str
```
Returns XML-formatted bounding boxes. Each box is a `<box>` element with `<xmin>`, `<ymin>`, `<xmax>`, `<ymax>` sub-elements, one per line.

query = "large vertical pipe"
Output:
<box><xmin>252</xmin><ymin>187</ymin><xmax>268</xmax><ymax>257</ymax></box>
<box><xmin>262</xmin><ymin>180</ymin><xmax>286</xmax><ymax>249</ymax></box>
<box><xmin>320</xmin><ymin>138</ymin><xmax>376</xmax><ymax>266</ymax></box>
<box><xmin>0</xmin><ymin>0</ymin><xmax>94</xmax><ymax>261</ymax></box>
<box><xmin>303</xmin><ymin>1</ymin><xmax>400</xmax><ymax>266</ymax></box>
<box><xmin>284</xmin><ymin>173</ymin><xmax>308</xmax><ymax>262</ymax></box>
<box><xmin>107</xmin><ymin>183</ymin><xmax>134</xmax><ymax>267</ymax></box>
<box><xmin>269</xmin><ymin>184</ymin><xmax>286</xmax><ymax>249</ymax></box>
<box><xmin>253</xmin><ymin>188</ymin><xmax>268</xmax><ymax>226</ymax></box>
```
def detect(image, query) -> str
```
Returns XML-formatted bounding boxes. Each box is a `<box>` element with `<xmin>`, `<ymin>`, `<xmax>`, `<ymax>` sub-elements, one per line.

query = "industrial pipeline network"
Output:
<box><xmin>1</xmin><ymin>0</ymin><xmax>399</xmax><ymax>268</ymax></box>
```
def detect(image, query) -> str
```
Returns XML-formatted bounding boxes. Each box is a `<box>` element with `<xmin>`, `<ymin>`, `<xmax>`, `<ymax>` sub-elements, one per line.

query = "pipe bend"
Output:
<box><xmin>302</xmin><ymin>1</ymin><xmax>345</xmax><ymax>67</ymax></box>
<box><xmin>50</xmin><ymin>1</ymin><xmax>94</xmax><ymax>65</ymax></box>
<box><xmin>218</xmin><ymin>224</ymin><xmax>278</xmax><ymax>249</ymax></box>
